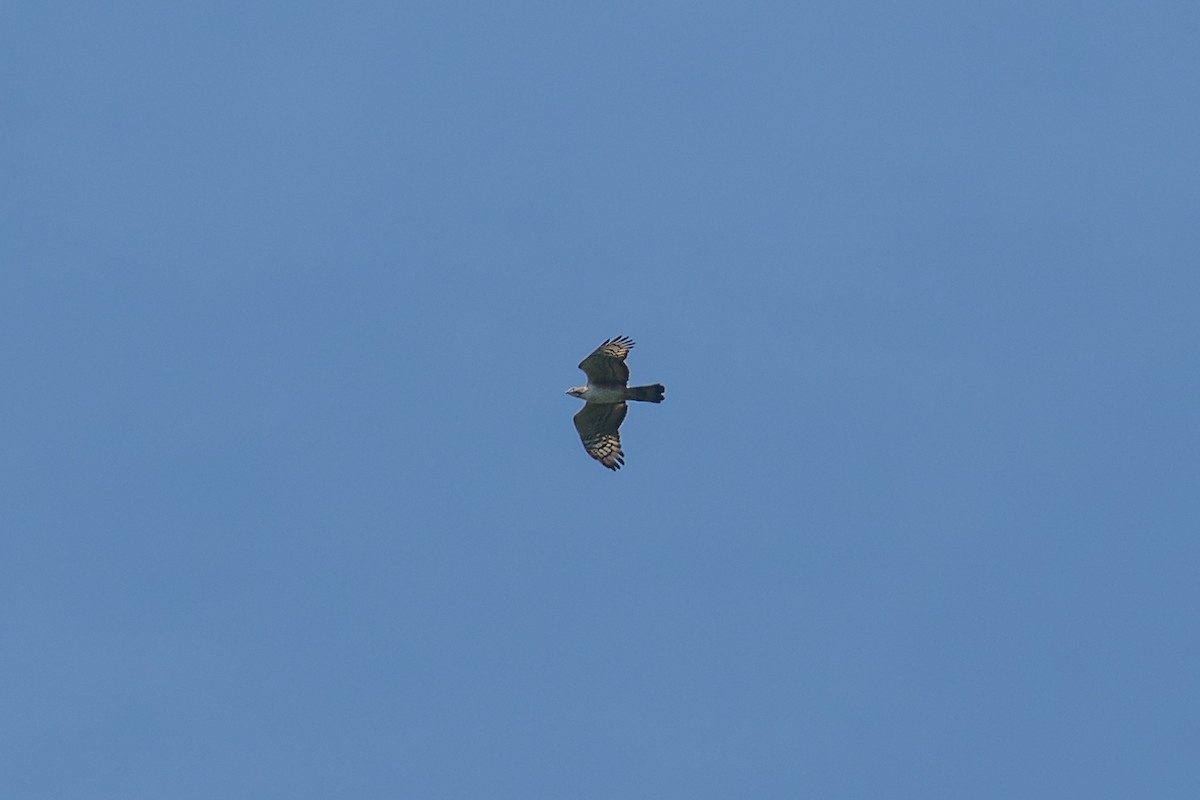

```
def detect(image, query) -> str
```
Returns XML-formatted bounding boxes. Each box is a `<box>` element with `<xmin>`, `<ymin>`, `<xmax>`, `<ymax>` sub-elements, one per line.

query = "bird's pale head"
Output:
<box><xmin>565</xmin><ymin>386</ymin><xmax>586</xmax><ymax>398</ymax></box>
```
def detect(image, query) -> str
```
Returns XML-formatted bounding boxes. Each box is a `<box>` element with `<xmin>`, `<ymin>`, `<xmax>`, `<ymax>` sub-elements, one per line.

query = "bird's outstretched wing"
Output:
<box><xmin>573</xmin><ymin>401</ymin><xmax>628</xmax><ymax>470</ymax></box>
<box><xmin>577</xmin><ymin>336</ymin><xmax>634</xmax><ymax>387</ymax></box>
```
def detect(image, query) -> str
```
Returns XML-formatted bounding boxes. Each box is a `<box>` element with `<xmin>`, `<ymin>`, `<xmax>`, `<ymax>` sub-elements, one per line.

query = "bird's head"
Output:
<box><xmin>565</xmin><ymin>386</ymin><xmax>586</xmax><ymax>399</ymax></box>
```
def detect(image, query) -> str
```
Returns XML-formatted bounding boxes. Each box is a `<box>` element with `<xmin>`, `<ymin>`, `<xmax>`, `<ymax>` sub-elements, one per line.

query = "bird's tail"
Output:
<box><xmin>627</xmin><ymin>384</ymin><xmax>666</xmax><ymax>403</ymax></box>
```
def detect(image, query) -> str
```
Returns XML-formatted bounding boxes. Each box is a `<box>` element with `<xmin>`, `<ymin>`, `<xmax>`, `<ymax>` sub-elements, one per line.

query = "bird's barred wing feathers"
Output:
<box><xmin>573</xmin><ymin>401</ymin><xmax>628</xmax><ymax>470</ymax></box>
<box><xmin>577</xmin><ymin>336</ymin><xmax>634</xmax><ymax>386</ymax></box>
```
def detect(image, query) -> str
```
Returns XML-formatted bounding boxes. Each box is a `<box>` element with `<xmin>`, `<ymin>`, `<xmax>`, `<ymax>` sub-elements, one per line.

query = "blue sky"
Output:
<box><xmin>3</xmin><ymin>1</ymin><xmax>1198</xmax><ymax>797</ymax></box>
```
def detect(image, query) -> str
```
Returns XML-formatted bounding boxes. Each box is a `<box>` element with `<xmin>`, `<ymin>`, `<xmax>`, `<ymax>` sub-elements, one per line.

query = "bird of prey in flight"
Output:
<box><xmin>566</xmin><ymin>336</ymin><xmax>665</xmax><ymax>470</ymax></box>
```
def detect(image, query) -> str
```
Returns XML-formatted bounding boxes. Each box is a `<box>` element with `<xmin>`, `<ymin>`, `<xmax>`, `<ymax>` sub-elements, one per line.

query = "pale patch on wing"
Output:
<box><xmin>577</xmin><ymin>336</ymin><xmax>634</xmax><ymax>387</ymax></box>
<box><xmin>573</xmin><ymin>401</ymin><xmax>628</xmax><ymax>470</ymax></box>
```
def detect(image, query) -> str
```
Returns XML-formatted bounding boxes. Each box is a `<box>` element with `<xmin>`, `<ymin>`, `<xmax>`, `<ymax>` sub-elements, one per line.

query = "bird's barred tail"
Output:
<box><xmin>627</xmin><ymin>384</ymin><xmax>666</xmax><ymax>403</ymax></box>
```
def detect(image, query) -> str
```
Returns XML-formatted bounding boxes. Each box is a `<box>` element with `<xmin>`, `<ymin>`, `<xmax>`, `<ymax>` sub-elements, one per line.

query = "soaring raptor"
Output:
<box><xmin>566</xmin><ymin>336</ymin><xmax>665</xmax><ymax>470</ymax></box>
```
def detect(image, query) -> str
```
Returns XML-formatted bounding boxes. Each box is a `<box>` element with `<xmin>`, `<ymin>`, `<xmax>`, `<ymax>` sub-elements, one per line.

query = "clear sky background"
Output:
<box><xmin>3</xmin><ymin>1</ymin><xmax>1198</xmax><ymax>797</ymax></box>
